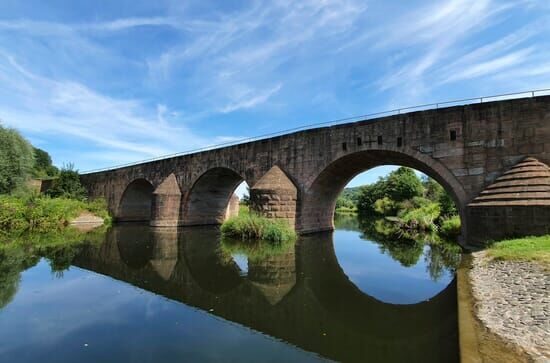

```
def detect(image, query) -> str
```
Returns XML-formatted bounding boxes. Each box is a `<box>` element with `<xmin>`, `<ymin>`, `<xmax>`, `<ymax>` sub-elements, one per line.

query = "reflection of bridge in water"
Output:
<box><xmin>73</xmin><ymin>225</ymin><xmax>458</xmax><ymax>363</ymax></box>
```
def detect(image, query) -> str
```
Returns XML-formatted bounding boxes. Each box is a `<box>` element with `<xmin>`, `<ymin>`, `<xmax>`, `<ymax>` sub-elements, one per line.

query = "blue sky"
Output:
<box><xmin>0</xmin><ymin>0</ymin><xmax>549</xmax><ymax>189</ymax></box>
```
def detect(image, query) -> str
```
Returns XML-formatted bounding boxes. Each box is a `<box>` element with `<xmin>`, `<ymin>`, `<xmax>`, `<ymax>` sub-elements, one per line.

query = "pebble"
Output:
<box><xmin>470</xmin><ymin>252</ymin><xmax>549</xmax><ymax>361</ymax></box>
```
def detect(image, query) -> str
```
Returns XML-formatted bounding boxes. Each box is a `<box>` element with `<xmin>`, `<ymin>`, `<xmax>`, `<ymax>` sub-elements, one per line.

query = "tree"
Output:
<box><xmin>384</xmin><ymin>167</ymin><xmax>424</xmax><ymax>202</ymax></box>
<box><xmin>46</xmin><ymin>164</ymin><xmax>86</xmax><ymax>200</ymax></box>
<box><xmin>0</xmin><ymin>124</ymin><xmax>34</xmax><ymax>194</ymax></box>
<box><xmin>32</xmin><ymin>147</ymin><xmax>58</xmax><ymax>178</ymax></box>
<box><xmin>356</xmin><ymin>179</ymin><xmax>387</xmax><ymax>215</ymax></box>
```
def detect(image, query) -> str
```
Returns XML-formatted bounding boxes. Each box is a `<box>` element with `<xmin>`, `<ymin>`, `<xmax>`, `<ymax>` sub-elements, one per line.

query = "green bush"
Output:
<box><xmin>46</xmin><ymin>164</ymin><xmax>86</xmax><ymax>200</ymax></box>
<box><xmin>374</xmin><ymin>196</ymin><xmax>397</xmax><ymax>215</ymax></box>
<box><xmin>399</xmin><ymin>200</ymin><xmax>441</xmax><ymax>231</ymax></box>
<box><xmin>439</xmin><ymin>215</ymin><xmax>461</xmax><ymax>238</ymax></box>
<box><xmin>0</xmin><ymin>195</ymin><xmax>110</xmax><ymax>235</ymax></box>
<box><xmin>221</xmin><ymin>213</ymin><xmax>296</xmax><ymax>244</ymax></box>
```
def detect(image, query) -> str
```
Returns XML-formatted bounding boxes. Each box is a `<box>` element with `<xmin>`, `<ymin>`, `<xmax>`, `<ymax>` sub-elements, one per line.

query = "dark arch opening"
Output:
<box><xmin>300</xmin><ymin>149</ymin><xmax>467</xmax><ymax>240</ymax></box>
<box><xmin>183</xmin><ymin>167</ymin><xmax>246</xmax><ymax>226</ymax></box>
<box><xmin>117</xmin><ymin>179</ymin><xmax>154</xmax><ymax>222</ymax></box>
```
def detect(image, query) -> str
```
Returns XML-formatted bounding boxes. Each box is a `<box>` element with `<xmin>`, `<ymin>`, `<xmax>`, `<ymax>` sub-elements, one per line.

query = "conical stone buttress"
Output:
<box><xmin>467</xmin><ymin>157</ymin><xmax>550</xmax><ymax>244</ymax></box>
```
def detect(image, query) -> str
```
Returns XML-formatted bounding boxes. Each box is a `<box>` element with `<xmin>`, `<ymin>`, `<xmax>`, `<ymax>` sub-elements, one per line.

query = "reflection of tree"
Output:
<box><xmin>333</xmin><ymin>213</ymin><xmax>360</xmax><ymax>231</ymax></box>
<box><xmin>423</xmin><ymin>242</ymin><xmax>462</xmax><ymax>281</ymax></box>
<box><xmin>356</xmin><ymin>216</ymin><xmax>462</xmax><ymax>278</ymax></box>
<box><xmin>0</xmin><ymin>227</ymin><xmax>106</xmax><ymax>305</ymax></box>
<box><xmin>0</xmin><ymin>248</ymin><xmax>39</xmax><ymax>309</ymax></box>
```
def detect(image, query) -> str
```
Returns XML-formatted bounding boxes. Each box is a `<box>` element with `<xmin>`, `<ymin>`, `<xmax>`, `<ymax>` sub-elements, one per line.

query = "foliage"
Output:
<box><xmin>422</xmin><ymin>176</ymin><xmax>457</xmax><ymax>217</ymax></box>
<box><xmin>0</xmin><ymin>124</ymin><xmax>34</xmax><ymax>194</ymax></box>
<box><xmin>46</xmin><ymin>164</ymin><xmax>86</xmax><ymax>200</ymax></box>
<box><xmin>356</xmin><ymin>181</ymin><xmax>388</xmax><ymax>215</ymax></box>
<box><xmin>221</xmin><ymin>213</ymin><xmax>296</xmax><ymax>244</ymax></box>
<box><xmin>32</xmin><ymin>147</ymin><xmax>58</xmax><ymax>178</ymax></box>
<box><xmin>374</xmin><ymin>196</ymin><xmax>397</xmax><ymax>215</ymax></box>
<box><xmin>398</xmin><ymin>198</ymin><xmax>441</xmax><ymax>231</ymax></box>
<box><xmin>385</xmin><ymin>167</ymin><xmax>424</xmax><ymax>202</ymax></box>
<box><xmin>0</xmin><ymin>194</ymin><xmax>110</xmax><ymax>234</ymax></box>
<box><xmin>439</xmin><ymin>215</ymin><xmax>461</xmax><ymax>239</ymax></box>
<box><xmin>0</xmin><ymin>227</ymin><xmax>106</xmax><ymax>307</ymax></box>
<box><xmin>487</xmin><ymin>235</ymin><xmax>550</xmax><ymax>266</ymax></box>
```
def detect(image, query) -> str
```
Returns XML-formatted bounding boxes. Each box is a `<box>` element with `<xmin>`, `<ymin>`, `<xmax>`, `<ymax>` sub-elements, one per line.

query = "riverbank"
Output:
<box><xmin>459</xmin><ymin>250</ymin><xmax>549</xmax><ymax>362</ymax></box>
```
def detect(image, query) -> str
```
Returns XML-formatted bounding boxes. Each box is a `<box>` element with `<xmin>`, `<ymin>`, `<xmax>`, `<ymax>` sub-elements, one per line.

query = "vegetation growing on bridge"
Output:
<box><xmin>336</xmin><ymin>167</ymin><xmax>460</xmax><ymax>236</ymax></box>
<box><xmin>487</xmin><ymin>235</ymin><xmax>550</xmax><ymax>267</ymax></box>
<box><xmin>221</xmin><ymin>213</ymin><xmax>296</xmax><ymax>244</ymax></box>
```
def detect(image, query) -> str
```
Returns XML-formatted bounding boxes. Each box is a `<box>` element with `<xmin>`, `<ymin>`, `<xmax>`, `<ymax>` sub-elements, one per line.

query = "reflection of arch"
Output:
<box><xmin>180</xmin><ymin>227</ymin><xmax>243</xmax><ymax>294</ymax></box>
<box><xmin>115</xmin><ymin>224</ymin><xmax>154</xmax><ymax>269</ymax></box>
<box><xmin>117</xmin><ymin>179</ymin><xmax>154</xmax><ymax>222</ymax></box>
<box><xmin>300</xmin><ymin>149</ymin><xmax>467</xmax><ymax>238</ymax></box>
<box><xmin>183</xmin><ymin>168</ymin><xmax>245</xmax><ymax>226</ymax></box>
<box><xmin>298</xmin><ymin>232</ymin><xmax>458</xmax><ymax>340</ymax></box>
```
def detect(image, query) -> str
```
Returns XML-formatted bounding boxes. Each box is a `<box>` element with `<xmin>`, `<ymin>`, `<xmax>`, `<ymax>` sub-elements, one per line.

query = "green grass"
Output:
<box><xmin>487</xmin><ymin>235</ymin><xmax>550</xmax><ymax>266</ymax></box>
<box><xmin>439</xmin><ymin>215</ymin><xmax>461</xmax><ymax>238</ymax></box>
<box><xmin>221</xmin><ymin>213</ymin><xmax>296</xmax><ymax>244</ymax></box>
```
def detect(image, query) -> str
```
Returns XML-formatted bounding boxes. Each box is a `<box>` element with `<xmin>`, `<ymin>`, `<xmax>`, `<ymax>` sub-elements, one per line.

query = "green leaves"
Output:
<box><xmin>0</xmin><ymin>124</ymin><xmax>34</xmax><ymax>194</ymax></box>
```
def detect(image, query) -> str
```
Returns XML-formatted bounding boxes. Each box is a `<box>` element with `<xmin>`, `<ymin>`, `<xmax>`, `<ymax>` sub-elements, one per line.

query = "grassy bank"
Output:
<box><xmin>221</xmin><ymin>213</ymin><xmax>296</xmax><ymax>244</ymax></box>
<box><xmin>0</xmin><ymin>194</ymin><xmax>110</xmax><ymax>236</ymax></box>
<box><xmin>487</xmin><ymin>235</ymin><xmax>550</xmax><ymax>266</ymax></box>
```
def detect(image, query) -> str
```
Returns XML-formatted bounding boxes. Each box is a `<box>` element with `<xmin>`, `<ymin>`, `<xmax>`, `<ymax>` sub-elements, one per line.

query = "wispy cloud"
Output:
<box><xmin>0</xmin><ymin>0</ymin><xmax>548</xmax><ymax>170</ymax></box>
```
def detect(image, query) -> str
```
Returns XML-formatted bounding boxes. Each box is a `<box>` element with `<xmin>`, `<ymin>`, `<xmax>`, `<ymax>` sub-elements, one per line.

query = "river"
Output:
<box><xmin>0</xmin><ymin>215</ymin><xmax>461</xmax><ymax>362</ymax></box>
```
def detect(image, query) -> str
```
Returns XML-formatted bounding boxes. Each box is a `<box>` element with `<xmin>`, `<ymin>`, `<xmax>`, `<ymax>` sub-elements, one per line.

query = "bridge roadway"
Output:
<box><xmin>80</xmin><ymin>96</ymin><xmax>550</xmax><ymax>244</ymax></box>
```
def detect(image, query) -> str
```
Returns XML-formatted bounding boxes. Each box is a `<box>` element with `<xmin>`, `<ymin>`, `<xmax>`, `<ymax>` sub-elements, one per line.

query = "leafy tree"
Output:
<box><xmin>0</xmin><ymin>124</ymin><xmax>34</xmax><ymax>194</ymax></box>
<box><xmin>32</xmin><ymin>147</ymin><xmax>58</xmax><ymax>178</ymax></box>
<box><xmin>46</xmin><ymin>164</ymin><xmax>86</xmax><ymax>200</ymax></box>
<box><xmin>356</xmin><ymin>180</ymin><xmax>387</xmax><ymax>215</ymax></box>
<box><xmin>385</xmin><ymin>167</ymin><xmax>424</xmax><ymax>202</ymax></box>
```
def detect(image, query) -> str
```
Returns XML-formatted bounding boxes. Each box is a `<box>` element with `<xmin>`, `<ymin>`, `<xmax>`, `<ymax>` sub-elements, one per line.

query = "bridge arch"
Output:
<box><xmin>183</xmin><ymin>167</ymin><xmax>247</xmax><ymax>226</ymax></box>
<box><xmin>299</xmin><ymin>147</ymin><xmax>468</xmax><ymax>238</ymax></box>
<box><xmin>116</xmin><ymin>178</ymin><xmax>155</xmax><ymax>222</ymax></box>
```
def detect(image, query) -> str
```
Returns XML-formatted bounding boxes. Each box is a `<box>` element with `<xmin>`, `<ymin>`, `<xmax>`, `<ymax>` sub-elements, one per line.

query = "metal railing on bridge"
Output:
<box><xmin>81</xmin><ymin>88</ymin><xmax>550</xmax><ymax>174</ymax></box>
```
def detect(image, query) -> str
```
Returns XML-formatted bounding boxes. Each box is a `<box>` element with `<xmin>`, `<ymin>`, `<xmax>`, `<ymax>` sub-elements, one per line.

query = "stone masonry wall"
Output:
<box><xmin>80</xmin><ymin>96</ymin><xmax>550</xmax><ymax>241</ymax></box>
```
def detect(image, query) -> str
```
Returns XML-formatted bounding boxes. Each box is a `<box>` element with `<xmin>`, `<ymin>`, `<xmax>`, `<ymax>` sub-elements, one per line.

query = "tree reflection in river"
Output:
<box><xmin>334</xmin><ymin>213</ymin><xmax>462</xmax><ymax>281</ymax></box>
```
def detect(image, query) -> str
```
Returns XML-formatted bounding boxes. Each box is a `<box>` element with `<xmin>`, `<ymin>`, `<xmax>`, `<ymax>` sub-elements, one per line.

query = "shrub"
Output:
<box><xmin>221</xmin><ymin>213</ymin><xmax>296</xmax><ymax>244</ymax></box>
<box><xmin>399</xmin><ymin>200</ymin><xmax>441</xmax><ymax>231</ymax></box>
<box><xmin>46</xmin><ymin>164</ymin><xmax>86</xmax><ymax>200</ymax></box>
<box><xmin>439</xmin><ymin>215</ymin><xmax>461</xmax><ymax>238</ymax></box>
<box><xmin>0</xmin><ymin>195</ymin><xmax>109</xmax><ymax>235</ymax></box>
<box><xmin>374</xmin><ymin>196</ymin><xmax>397</xmax><ymax>215</ymax></box>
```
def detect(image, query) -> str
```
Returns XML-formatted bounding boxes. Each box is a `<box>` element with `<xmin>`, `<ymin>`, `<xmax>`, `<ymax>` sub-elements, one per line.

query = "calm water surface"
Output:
<box><xmin>0</xmin><ymin>216</ymin><xmax>460</xmax><ymax>362</ymax></box>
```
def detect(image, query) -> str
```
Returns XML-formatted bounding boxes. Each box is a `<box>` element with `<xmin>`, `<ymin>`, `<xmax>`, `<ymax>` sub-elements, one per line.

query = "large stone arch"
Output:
<box><xmin>299</xmin><ymin>147</ymin><xmax>468</xmax><ymax>238</ymax></box>
<box><xmin>116</xmin><ymin>178</ymin><xmax>155</xmax><ymax>222</ymax></box>
<box><xmin>182</xmin><ymin>167</ymin><xmax>246</xmax><ymax>226</ymax></box>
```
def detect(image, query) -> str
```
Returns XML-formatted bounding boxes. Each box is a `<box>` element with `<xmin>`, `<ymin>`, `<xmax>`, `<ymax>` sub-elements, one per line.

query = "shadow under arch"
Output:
<box><xmin>116</xmin><ymin>178</ymin><xmax>155</xmax><ymax>222</ymax></box>
<box><xmin>297</xmin><ymin>231</ymin><xmax>458</xmax><ymax>340</ymax></box>
<box><xmin>183</xmin><ymin>167</ymin><xmax>246</xmax><ymax>226</ymax></box>
<box><xmin>299</xmin><ymin>148</ymin><xmax>468</xmax><ymax>240</ymax></box>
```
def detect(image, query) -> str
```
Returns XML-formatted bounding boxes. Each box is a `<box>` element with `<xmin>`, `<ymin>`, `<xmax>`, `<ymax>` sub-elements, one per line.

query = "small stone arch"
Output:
<box><xmin>299</xmin><ymin>148</ymin><xmax>468</xmax><ymax>238</ymax></box>
<box><xmin>117</xmin><ymin>178</ymin><xmax>155</xmax><ymax>222</ymax></box>
<box><xmin>182</xmin><ymin>167</ymin><xmax>246</xmax><ymax>226</ymax></box>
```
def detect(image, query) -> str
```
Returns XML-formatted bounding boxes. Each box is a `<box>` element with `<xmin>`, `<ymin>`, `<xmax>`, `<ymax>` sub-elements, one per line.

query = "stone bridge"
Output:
<box><xmin>81</xmin><ymin>96</ymin><xmax>550</xmax><ymax>244</ymax></box>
